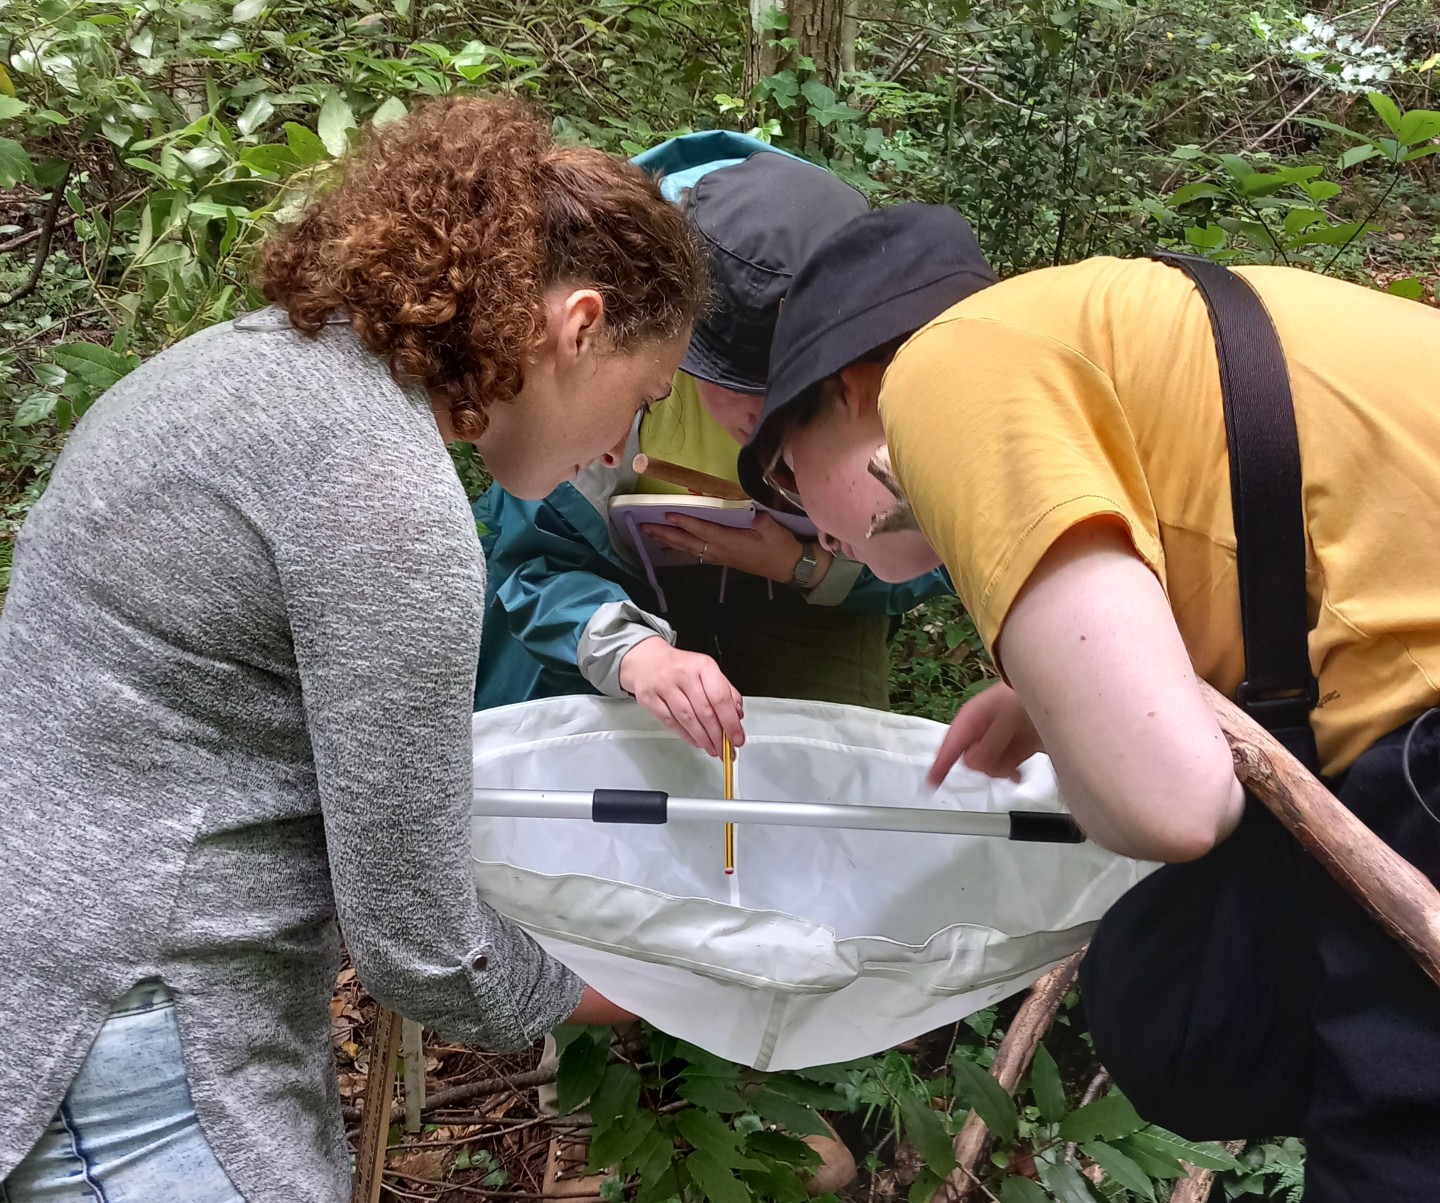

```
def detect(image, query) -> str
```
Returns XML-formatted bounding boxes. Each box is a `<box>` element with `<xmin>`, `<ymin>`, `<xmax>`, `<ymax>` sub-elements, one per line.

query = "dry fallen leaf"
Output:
<box><xmin>390</xmin><ymin>1147</ymin><xmax>448</xmax><ymax>1180</ymax></box>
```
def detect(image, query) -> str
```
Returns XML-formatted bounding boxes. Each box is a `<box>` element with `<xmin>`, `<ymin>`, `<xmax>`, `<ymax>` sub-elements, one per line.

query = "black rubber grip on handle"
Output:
<box><xmin>1008</xmin><ymin>811</ymin><xmax>1086</xmax><ymax>843</ymax></box>
<box><xmin>592</xmin><ymin>789</ymin><xmax>669</xmax><ymax>824</ymax></box>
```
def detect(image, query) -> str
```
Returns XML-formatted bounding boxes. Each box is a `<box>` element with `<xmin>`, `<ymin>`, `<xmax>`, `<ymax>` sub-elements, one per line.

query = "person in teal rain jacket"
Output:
<box><xmin>473</xmin><ymin>132</ymin><xmax>952</xmax><ymax>756</ymax></box>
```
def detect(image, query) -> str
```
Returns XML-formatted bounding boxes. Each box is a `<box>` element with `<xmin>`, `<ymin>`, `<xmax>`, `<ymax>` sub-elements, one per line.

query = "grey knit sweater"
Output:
<box><xmin>0</xmin><ymin>311</ymin><xmax>583</xmax><ymax>1201</ymax></box>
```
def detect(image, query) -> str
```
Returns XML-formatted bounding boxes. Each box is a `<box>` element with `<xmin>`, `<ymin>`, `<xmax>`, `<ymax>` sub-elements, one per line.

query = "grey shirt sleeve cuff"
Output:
<box><xmin>577</xmin><ymin>601</ymin><xmax>677</xmax><ymax>698</ymax></box>
<box><xmin>804</xmin><ymin>555</ymin><xmax>865</xmax><ymax>607</ymax></box>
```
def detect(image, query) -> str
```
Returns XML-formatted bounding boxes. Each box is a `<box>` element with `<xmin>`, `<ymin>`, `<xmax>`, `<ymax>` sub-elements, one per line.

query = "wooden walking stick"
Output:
<box><xmin>1203</xmin><ymin>680</ymin><xmax>1440</xmax><ymax>987</ymax></box>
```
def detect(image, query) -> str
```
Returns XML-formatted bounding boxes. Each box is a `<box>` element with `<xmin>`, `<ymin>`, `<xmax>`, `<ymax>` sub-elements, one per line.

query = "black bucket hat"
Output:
<box><xmin>736</xmin><ymin>203</ymin><xmax>997</xmax><ymax>508</ymax></box>
<box><xmin>681</xmin><ymin>152</ymin><xmax>869</xmax><ymax>394</ymax></box>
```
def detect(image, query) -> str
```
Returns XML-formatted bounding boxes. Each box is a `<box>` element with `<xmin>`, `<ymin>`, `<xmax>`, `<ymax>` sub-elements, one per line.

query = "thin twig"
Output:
<box><xmin>1</xmin><ymin>161</ymin><xmax>73</xmax><ymax>309</ymax></box>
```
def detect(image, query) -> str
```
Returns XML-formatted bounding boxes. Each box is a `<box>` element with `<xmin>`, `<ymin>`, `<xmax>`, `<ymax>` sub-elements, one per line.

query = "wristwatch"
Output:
<box><xmin>791</xmin><ymin>541</ymin><xmax>822</xmax><ymax>588</ymax></box>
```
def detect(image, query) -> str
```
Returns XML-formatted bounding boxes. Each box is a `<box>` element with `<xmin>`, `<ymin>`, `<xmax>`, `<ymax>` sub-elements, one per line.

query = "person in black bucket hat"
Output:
<box><xmin>742</xmin><ymin>201</ymin><xmax>1440</xmax><ymax>1201</ymax></box>
<box><xmin>471</xmin><ymin>133</ymin><xmax>954</xmax><ymax>750</ymax></box>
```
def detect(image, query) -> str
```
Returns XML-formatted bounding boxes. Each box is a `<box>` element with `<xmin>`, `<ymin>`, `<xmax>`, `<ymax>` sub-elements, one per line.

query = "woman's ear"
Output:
<box><xmin>555</xmin><ymin>288</ymin><xmax>605</xmax><ymax>367</ymax></box>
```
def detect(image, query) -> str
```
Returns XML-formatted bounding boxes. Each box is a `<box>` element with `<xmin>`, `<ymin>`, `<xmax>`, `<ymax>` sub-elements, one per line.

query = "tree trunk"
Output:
<box><xmin>745</xmin><ymin>0</ymin><xmax>848</xmax><ymax>142</ymax></box>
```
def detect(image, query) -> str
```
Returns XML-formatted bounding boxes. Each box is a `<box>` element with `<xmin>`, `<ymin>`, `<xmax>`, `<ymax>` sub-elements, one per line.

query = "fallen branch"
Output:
<box><xmin>0</xmin><ymin>210</ymin><xmax>79</xmax><ymax>256</ymax></box>
<box><xmin>1</xmin><ymin>161</ymin><xmax>73</xmax><ymax>309</ymax></box>
<box><xmin>943</xmin><ymin>952</ymin><xmax>1085</xmax><ymax>1202</ymax></box>
<box><xmin>342</xmin><ymin>1065</ymin><xmax>558</xmax><ymax>1125</ymax></box>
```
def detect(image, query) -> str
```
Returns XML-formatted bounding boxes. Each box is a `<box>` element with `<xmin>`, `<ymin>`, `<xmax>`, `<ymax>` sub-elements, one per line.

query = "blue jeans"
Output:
<box><xmin>2</xmin><ymin>981</ymin><xmax>242</xmax><ymax>1203</ymax></box>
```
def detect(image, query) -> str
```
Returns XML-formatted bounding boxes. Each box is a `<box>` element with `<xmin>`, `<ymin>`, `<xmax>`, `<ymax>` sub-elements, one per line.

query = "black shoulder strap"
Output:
<box><xmin>1151</xmin><ymin>249</ymin><xmax>1320</xmax><ymax>772</ymax></box>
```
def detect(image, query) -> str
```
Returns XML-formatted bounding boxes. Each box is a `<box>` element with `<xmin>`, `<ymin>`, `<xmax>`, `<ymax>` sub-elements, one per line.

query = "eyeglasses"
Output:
<box><xmin>762</xmin><ymin>442</ymin><xmax>806</xmax><ymax>514</ymax></box>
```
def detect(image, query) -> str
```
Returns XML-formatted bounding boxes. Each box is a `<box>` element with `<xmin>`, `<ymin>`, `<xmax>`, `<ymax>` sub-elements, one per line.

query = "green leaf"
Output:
<box><xmin>1082</xmin><ymin>1142</ymin><xmax>1155</xmax><ymax>1200</ymax></box>
<box><xmin>1301</xmin><ymin>179</ymin><xmax>1343</xmax><ymax>202</ymax></box>
<box><xmin>741</xmin><ymin>1165</ymin><xmax>809</xmax><ymax>1203</ymax></box>
<box><xmin>0</xmin><ymin>96</ymin><xmax>27</xmax><ymax>121</ymax></box>
<box><xmin>808</xmin><ymin>100</ymin><xmax>858</xmax><ymax>129</ymax></box>
<box><xmin>372</xmin><ymin>96</ymin><xmax>408</xmax><ymax>127</ymax></box>
<box><xmin>317</xmin><ymin>92</ymin><xmax>357</xmax><ymax>157</ymax></box>
<box><xmin>0</xmin><ymin>136</ymin><xmax>34</xmax><ymax>187</ymax></box>
<box><xmin>237</xmin><ymin>95</ymin><xmax>274</xmax><ymax>136</ymax></box>
<box><xmin>1122</xmin><ymin>1129</ymin><xmax>1243</xmax><ymax>1172</ymax></box>
<box><xmin>1057</xmin><ymin>1094</ymin><xmax>1144</xmax><ymax>1143</ymax></box>
<box><xmin>186</xmin><ymin>200</ymin><xmax>248</xmax><ymax>219</ymax></box>
<box><xmin>800</xmin><ymin>78</ymin><xmax>837</xmax><ymax>109</ymax></box>
<box><xmin>908</xmin><ymin>1169</ymin><xmax>944</xmax><ymax>1203</ymax></box>
<box><xmin>1367</xmin><ymin>91</ymin><xmax>1403</xmax><ymax>136</ymax></box>
<box><xmin>951</xmin><ymin>1054</ymin><xmax>1018</xmax><ymax>1145</ymax></box>
<box><xmin>393</xmin><ymin>0</ymin><xmax>411</xmax><ymax>15</ymax></box>
<box><xmin>750</xmin><ymin>1089</ymin><xmax>829</xmax><ymax>1137</ymax></box>
<box><xmin>898</xmin><ymin>1094</ymin><xmax>956</xmax><ymax>1176</ymax></box>
<box><xmin>589</xmin><ymin>1062</ymin><xmax>642</xmax><ymax>1126</ymax></box>
<box><xmin>453</xmin><ymin>41</ymin><xmax>495</xmax><ymax>81</ymax></box>
<box><xmin>1168</xmin><ymin>182</ymin><xmax>1226</xmax><ymax>207</ymax></box>
<box><xmin>1282</xmin><ymin>207</ymin><xmax>1324</xmax><ymax>236</ymax></box>
<box><xmin>591</xmin><ymin>1109</ymin><xmax>658</xmax><ymax>1171</ymax></box>
<box><xmin>637</xmin><ymin>1161</ymin><xmax>682</xmax><ymax>1203</ymax></box>
<box><xmin>1000</xmin><ymin>1178</ymin><xmax>1050</xmax><ymax>1203</ymax></box>
<box><xmin>678</xmin><ymin>1073</ymin><xmax>748</xmax><ymax>1113</ymax></box>
<box><xmin>241</xmin><ymin>143</ymin><xmax>298</xmax><ymax>174</ymax></box>
<box><xmin>674</xmin><ymin>1109</ymin><xmax>760</xmax><ymax>1169</ymax></box>
<box><xmin>1387</xmin><ymin>276</ymin><xmax>1424</xmax><ymax>300</ymax></box>
<box><xmin>1215</xmin><ymin>153</ymin><xmax>1254</xmax><ymax>179</ymax></box>
<box><xmin>1339</xmin><ymin>143</ymin><xmax>1382</xmax><ymax>170</ymax></box>
<box><xmin>284</xmin><ymin>122</ymin><xmax>329</xmax><ymax>164</ymax></box>
<box><xmin>14</xmin><ymin>392</ymin><xmax>59</xmax><ymax>428</ymax></box>
<box><xmin>1397</xmin><ymin>109</ymin><xmax>1440</xmax><ymax>148</ymax></box>
<box><xmin>48</xmin><ymin>343</ymin><xmax>138</xmax><ymax>392</ymax></box>
<box><xmin>1285</xmin><ymin>220</ymin><xmax>1376</xmax><ymax>248</ymax></box>
<box><xmin>555</xmin><ymin>1031</ymin><xmax>610</xmax><ymax>1115</ymax></box>
<box><xmin>1036</xmin><ymin>1157</ymin><xmax>1099</xmax><ymax>1203</ymax></box>
<box><xmin>685</xmin><ymin>1150</ymin><xmax>751</xmax><ymax>1203</ymax></box>
<box><xmin>763</xmin><ymin>70</ymin><xmax>800</xmax><ymax>109</ymax></box>
<box><xmin>1183</xmin><ymin>224</ymin><xmax>1225</xmax><ymax>252</ymax></box>
<box><xmin>1109</xmin><ymin>1134</ymin><xmax>1187</xmax><ymax>1180</ymax></box>
<box><xmin>745</xmin><ymin>1130</ymin><xmax>822</xmax><ymax>1169</ymax></box>
<box><xmin>764</xmin><ymin>1076</ymin><xmax>847</xmax><ymax>1111</ymax></box>
<box><xmin>1030</xmin><ymin>1044</ymin><xmax>1066</xmax><ymax>1124</ymax></box>
<box><xmin>233</xmin><ymin>0</ymin><xmax>268</xmax><ymax>19</ymax></box>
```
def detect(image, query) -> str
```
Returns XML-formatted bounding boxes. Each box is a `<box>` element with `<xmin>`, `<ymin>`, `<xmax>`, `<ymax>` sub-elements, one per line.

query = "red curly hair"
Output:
<box><xmin>259</xmin><ymin>96</ymin><xmax>707</xmax><ymax>440</ymax></box>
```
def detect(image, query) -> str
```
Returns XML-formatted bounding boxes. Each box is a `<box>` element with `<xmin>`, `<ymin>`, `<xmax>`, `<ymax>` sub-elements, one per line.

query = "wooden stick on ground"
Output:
<box><xmin>1202</xmin><ymin>681</ymin><xmax>1440</xmax><ymax>987</ymax></box>
<box><xmin>631</xmin><ymin>453</ymin><xmax>750</xmax><ymax>501</ymax></box>
<box><xmin>402</xmin><ymin>1018</ymin><xmax>425</xmax><ymax>1134</ymax></box>
<box><xmin>353</xmin><ymin>1007</ymin><xmax>402</xmax><ymax>1203</ymax></box>
<box><xmin>943</xmin><ymin>953</ymin><xmax>1084</xmax><ymax>1203</ymax></box>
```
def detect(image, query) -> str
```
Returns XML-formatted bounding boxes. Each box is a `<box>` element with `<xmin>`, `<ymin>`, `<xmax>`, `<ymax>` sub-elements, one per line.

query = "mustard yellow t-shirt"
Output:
<box><xmin>880</xmin><ymin>257</ymin><xmax>1440</xmax><ymax>774</ymax></box>
<box><xmin>635</xmin><ymin>372</ymin><xmax>742</xmax><ymax>493</ymax></box>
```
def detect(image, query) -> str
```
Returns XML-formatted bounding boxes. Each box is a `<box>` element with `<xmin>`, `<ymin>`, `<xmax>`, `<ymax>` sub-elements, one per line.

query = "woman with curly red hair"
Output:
<box><xmin>0</xmin><ymin>96</ymin><xmax>705</xmax><ymax>1203</ymax></box>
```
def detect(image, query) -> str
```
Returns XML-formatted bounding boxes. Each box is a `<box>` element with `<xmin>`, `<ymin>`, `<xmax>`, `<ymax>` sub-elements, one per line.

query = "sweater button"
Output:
<box><xmin>472</xmin><ymin>954</ymin><xmax>489</xmax><ymax>971</ymax></box>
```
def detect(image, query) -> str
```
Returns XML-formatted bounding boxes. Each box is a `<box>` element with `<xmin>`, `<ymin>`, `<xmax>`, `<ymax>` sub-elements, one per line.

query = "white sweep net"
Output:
<box><xmin>471</xmin><ymin>694</ymin><xmax>1151</xmax><ymax>1070</ymax></box>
